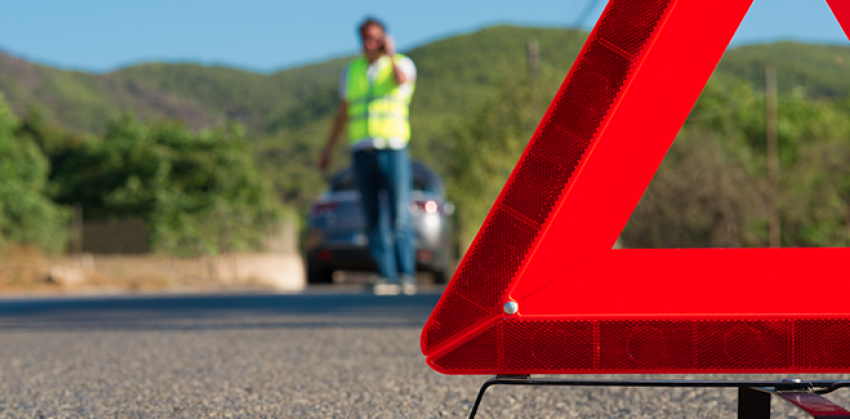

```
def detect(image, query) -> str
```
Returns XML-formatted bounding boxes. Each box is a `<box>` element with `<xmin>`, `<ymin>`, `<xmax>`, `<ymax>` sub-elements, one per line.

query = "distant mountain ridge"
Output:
<box><xmin>1</xmin><ymin>25</ymin><xmax>850</xmax><ymax>136</ymax></box>
<box><xmin>0</xmin><ymin>48</ymin><xmax>349</xmax><ymax>133</ymax></box>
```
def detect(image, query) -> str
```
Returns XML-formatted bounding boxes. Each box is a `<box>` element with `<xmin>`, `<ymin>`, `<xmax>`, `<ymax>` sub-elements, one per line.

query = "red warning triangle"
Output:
<box><xmin>828</xmin><ymin>0</ymin><xmax>850</xmax><ymax>39</ymax></box>
<box><xmin>422</xmin><ymin>0</ymin><xmax>850</xmax><ymax>375</ymax></box>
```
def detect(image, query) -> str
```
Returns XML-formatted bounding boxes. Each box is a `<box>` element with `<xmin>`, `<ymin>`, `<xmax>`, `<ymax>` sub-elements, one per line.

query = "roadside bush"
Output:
<box><xmin>446</xmin><ymin>65</ymin><xmax>561</xmax><ymax>245</ymax></box>
<box><xmin>447</xmin><ymin>74</ymin><xmax>850</xmax><ymax>249</ymax></box>
<box><xmin>0</xmin><ymin>95</ymin><xmax>69</xmax><ymax>253</ymax></box>
<box><xmin>46</xmin><ymin>115</ymin><xmax>281</xmax><ymax>256</ymax></box>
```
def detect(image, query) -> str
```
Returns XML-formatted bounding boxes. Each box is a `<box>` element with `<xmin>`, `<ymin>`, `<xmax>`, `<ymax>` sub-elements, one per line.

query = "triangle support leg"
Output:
<box><xmin>466</xmin><ymin>379</ymin><xmax>850</xmax><ymax>419</ymax></box>
<box><xmin>739</xmin><ymin>387</ymin><xmax>771</xmax><ymax>419</ymax></box>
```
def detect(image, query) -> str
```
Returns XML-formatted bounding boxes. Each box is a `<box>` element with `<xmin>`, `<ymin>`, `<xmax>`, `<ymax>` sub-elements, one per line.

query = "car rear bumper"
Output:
<box><xmin>307</xmin><ymin>245</ymin><xmax>448</xmax><ymax>273</ymax></box>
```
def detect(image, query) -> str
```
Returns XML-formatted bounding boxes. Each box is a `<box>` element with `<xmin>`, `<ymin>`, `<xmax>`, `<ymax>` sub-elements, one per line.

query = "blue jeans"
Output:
<box><xmin>352</xmin><ymin>148</ymin><xmax>415</xmax><ymax>283</ymax></box>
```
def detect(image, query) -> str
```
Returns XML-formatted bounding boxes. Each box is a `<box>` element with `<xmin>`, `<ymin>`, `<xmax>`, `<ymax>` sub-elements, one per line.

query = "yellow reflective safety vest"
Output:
<box><xmin>344</xmin><ymin>54</ymin><xmax>415</xmax><ymax>147</ymax></box>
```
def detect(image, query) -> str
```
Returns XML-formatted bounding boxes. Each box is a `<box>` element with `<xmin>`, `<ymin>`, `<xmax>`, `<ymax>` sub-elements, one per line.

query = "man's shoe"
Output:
<box><xmin>401</xmin><ymin>275</ymin><xmax>417</xmax><ymax>295</ymax></box>
<box><xmin>402</xmin><ymin>283</ymin><xmax>417</xmax><ymax>295</ymax></box>
<box><xmin>372</xmin><ymin>278</ymin><xmax>400</xmax><ymax>296</ymax></box>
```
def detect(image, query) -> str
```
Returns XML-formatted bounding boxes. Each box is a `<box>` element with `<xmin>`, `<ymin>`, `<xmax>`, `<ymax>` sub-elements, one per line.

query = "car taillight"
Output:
<box><xmin>311</xmin><ymin>202</ymin><xmax>338</xmax><ymax>217</ymax></box>
<box><xmin>417</xmin><ymin>249</ymin><xmax>434</xmax><ymax>262</ymax></box>
<box><xmin>318</xmin><ymin>250</ymin><xmax>333</xmax><ymax>262</ymax></box>
<box><xmin>411</xmin><ymin>200</ymin><xmax>439</xmax><ymax>215</ymax></box>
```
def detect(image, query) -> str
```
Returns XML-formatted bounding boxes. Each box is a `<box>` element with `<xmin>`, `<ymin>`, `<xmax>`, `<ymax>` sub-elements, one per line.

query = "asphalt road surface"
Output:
<box><xmin>1</xmin><ymin>289</ymin><xmax>849</xmax><ymax>418</ymax></box>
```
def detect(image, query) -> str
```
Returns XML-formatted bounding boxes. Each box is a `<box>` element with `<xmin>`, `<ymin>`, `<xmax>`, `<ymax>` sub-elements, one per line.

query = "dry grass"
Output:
<box><xmin>0</xmin><ymin>246</ymin><xmax>304</xmax><ymax>295</ymax></box>
<box><xmin>0</xmin><ymin>246</ymin><xmax>55</xmax><ymax>292</ymax></box>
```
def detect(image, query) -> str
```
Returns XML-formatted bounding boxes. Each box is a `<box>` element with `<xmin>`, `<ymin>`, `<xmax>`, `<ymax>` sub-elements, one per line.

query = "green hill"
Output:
<box><xmin>0</xmin><ymin>50</ymin><xmax>350</xmax><ymax>134</ymax></box>
<box><xmin>3</xmin><ymin>25</ymin><xmax>850</xmax><ymax>209</ymax></box>
<box><xmin>714</xmin><ymin>42</ymin><xmax>850</xmax><ymax>98</ymax></box>
<box><xmin>0</xmin><ymin>26</ymin><xmax>590</xmax><ymax>137</ymax></box>
<box><xmin>5</xmin><ymin>27</ymin><xmax>849</xmax><ymax>136</ymax></box>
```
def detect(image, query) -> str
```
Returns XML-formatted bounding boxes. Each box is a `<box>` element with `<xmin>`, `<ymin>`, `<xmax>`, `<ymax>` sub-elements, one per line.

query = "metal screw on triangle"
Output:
<box><xmin>503</xmin><ymin>301</ymin><xmax>519</xmax><ymax>315</ymax></box>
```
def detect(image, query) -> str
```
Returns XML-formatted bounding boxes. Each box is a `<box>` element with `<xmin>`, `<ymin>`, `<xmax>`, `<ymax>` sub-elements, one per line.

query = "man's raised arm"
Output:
<box><xmin>318</xmin><ymin>100</ymin><xmax>348</xmax><ymax>172</ymax></box>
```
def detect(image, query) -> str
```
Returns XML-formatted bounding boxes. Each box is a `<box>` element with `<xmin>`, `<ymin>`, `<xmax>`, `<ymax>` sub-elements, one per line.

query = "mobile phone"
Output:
<box><xmin>379</xmin><ymin>34</ymin><xmax>388</xmax><ymax>53</ymax></box>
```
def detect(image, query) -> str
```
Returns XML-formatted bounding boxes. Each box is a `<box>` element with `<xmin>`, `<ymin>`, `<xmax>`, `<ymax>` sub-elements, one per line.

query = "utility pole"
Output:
<box><xmin>527</xmin><ymin>38</ymin><xmax>540</xmax><ymax>79</ymax></box>
<box><xmin>72</xmin><ymin>203</ymin><xmax>83</xmax><ymax>254</ymax></box>
<box><xmin>765</xmin><ymin>63</ymin><xmax>780</xmax><ymax>247</ymax></box>
<box><xmin>219</xmin><ymin>203</ymin><xmax>228</xmax><ymax>255</ymax></box>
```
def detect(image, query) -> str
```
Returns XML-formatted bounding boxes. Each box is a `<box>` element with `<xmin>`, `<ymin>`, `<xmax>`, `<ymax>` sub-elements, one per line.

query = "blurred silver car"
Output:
<box><xmin>304</xmin><ymin>162</ymin><xmax>455</xmax><ymax>284</ymax></box>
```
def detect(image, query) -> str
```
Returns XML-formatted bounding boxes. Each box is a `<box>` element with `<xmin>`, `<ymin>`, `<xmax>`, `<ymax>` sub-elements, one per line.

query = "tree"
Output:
<box><xmin>446</xmin><ymin>73</ymin><xmax>850</xmax><ymax>250</ymax></box>
<box><xmin>683</xmin><ymin>82</ymin><xmax>850</xmax><ymax>247</ymax></box>
<box><xmin>446</xmin><ymin>64</ymin><xmax>562</xmax><ymax>245</ymax></box>
<box><xmin>0</xmin><ymin>94</ymin><xmax>69</xmax><ymax>253</ymax></box>
<box><xmin>46</xmin><ymin>115</ymin><xmax>281</xmax><ymax>256</ymax></box>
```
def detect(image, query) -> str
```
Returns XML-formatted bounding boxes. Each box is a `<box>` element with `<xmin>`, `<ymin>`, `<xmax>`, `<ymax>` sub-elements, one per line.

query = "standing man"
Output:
<box><xmin>318</xmin><ymin>18</ymin><xmax>417</xmax><ymax>295</ymax></box>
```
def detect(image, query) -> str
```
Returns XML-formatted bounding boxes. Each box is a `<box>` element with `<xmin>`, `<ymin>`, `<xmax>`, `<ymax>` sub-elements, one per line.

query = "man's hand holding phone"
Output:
<box><xmin>383</xmin><ymin>34</ymin><xmax>406</xmax><ymax>85</ymax></box>
<box><xmin>383</xmin><ymin>34</ymin><xmax>396</xmax><ymax>57</ymax></box>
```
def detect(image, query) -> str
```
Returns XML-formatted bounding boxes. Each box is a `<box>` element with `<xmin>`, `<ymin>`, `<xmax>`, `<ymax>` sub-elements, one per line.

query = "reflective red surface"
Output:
<box><xmin>778</xmin><ymin>392</ymin><xmax>850</xmax><ymax>418</ymax></box>
<box><xmin>422</xmin><ymin>0</ymin><xmax>850</xmax><ymax>375</ymax></box>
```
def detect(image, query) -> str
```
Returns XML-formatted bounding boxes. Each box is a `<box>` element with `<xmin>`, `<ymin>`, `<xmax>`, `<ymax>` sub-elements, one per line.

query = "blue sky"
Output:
<box><xmin>0</xmin><ymin>0</ymin><xmax>847</xmax><ymax>73</ymax></box>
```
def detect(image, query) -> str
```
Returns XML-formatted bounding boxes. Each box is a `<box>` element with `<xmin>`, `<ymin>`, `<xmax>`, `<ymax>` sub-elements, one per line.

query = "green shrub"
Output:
<box><xmin>0</xmin><ymin>95</ymin><xmax>69</xmax><ymax>253</ymax></box>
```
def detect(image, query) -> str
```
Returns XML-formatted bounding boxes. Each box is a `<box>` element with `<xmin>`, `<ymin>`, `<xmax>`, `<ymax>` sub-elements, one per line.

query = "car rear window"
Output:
<box><xmin>331</xmin><ymin>171</ymin><xmax>435</xmax><ymax>193</ymax></box>
<box><xmin>331</xmin><ymin>172</ymin><xmax>358</xmax><ymax>192</ymax></box>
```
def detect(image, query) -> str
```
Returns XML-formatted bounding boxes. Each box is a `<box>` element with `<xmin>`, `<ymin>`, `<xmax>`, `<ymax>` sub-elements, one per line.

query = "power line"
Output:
<box><xmin>573</xmin><ymin>0</ymin><xmax>604</xmax><ymax>28</ymax></box>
